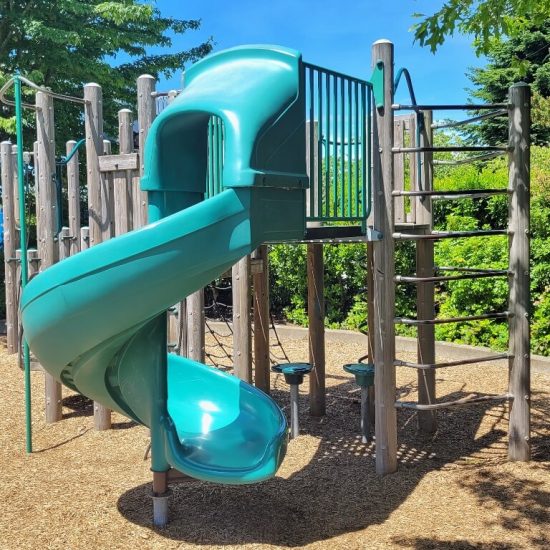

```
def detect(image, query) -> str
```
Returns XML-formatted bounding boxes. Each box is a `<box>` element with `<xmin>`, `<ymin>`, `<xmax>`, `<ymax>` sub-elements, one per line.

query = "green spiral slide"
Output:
<box><xmin>21</xmin><ymin>45</ymin><xmax>308</xmax><ymax>484</ymax></box>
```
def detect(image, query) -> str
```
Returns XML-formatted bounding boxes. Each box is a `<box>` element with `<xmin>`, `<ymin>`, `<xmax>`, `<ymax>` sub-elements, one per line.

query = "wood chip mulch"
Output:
<box><xmin>0</xmin><ymin>330</ymin><xmax>548</xmax><ymax>550</ymax></box>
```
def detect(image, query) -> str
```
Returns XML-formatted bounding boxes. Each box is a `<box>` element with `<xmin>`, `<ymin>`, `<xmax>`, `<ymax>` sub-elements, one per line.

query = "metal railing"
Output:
<box><xmin>304</xmin><ymin>62</ymin><xmax>372</xmax><ymax>224</ymax></box>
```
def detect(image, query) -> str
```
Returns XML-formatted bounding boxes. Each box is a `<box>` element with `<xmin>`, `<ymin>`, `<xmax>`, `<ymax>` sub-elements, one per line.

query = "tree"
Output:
<box><xmin>467</xmin><ymin>21</ymin><xmax>550</xmax><ymax>146</ymax></box>
<box><xmin>0</xmin><ymin>1</ymin><xmax>212</xmax><ymax>146</ymax></box>
<box><xmin>411</xmin><ymin>0</ymin><xmax>550</xmax><ymax>55</ymax></box>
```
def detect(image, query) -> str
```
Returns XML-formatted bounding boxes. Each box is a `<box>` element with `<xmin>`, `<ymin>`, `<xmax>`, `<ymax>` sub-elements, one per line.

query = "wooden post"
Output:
<box><xmin>408</xmin><ymin>114</ymin><xmax>418</xmax><ymax>224</ymax></box>
<box><xmin>508</xmin><ymin>83</ymin><xmax>531</xmax><ymax>461</ymax></box>
<box><xmin>103</xmin><ymin>139</ymin><xmax>115</xmax><ymax>239</ymax></box>
<box><xmin>66</xmin><ymin>141</ymin><xmax>81</xmax><ymax>256</ymax></box>
<box><xmin>393</xmin><ymin>118</ymin><xmax>405</xmax><ymax>224</ymax></box>
<box><xmin>305</xmin><ymin>120</ymin><xmax>326</xmax><ymax>415</ymax></box>
<box><xmin>186</xmin><ymin>291</ymin><xmax>204</xmax><ymax>362</ymax></box>
<box><xmin>371</xmin><ymin>39</ymin><xmax>397</xmax><ymax>474</ymax></box>
<box><xmin>416</xmin><ymin>110</ymin><xmax>436</xmax><ymax>434</ymax></box>
<box><xmin>308</xmin><ymin>243</ymin><xmax>325</xmax><ymax>416</ymax></box>
<box><xmin>232</xmin><ymin>256</ymin><xmax>252</xmax><ymax>382</ymax></box>
<box><xmin>1</xmin><ymin>142</ymin><xmax>19</xmax><ymax>353</ymax></box>
<box><xmin>367</xmin><ymin>243</ymin><xmax>376</xmax><ymax>425</ymax></box>
<box><xmin>84</xmin><ymin>82</ymin><xmax>111</xmax><ymax>431</ymax></box>
<box><xmin>58</xmin><ymin>227</ymin><xmax>71</xmax><ymax>261</ymax></box>
<box><xmin>80</xmin><ymin>227</ymin><xmax>90</xmax><ymax>252</ymax></box>
<box><xmin>136</xmin><ymin>74</ymin><xmax>155</xmax><ymax>228</ymax></box>
<box><xmin>35</xmin><ymin>91</ymin><xmax>62</xmax><ymax>423</ymax></box>
<box><xmin>253</xmin><ymin>246</ymin><xmax>270</xmax><ymax>393</ymax></box>
<box><xmin>114</xmin><ymin>109</ymin><xmax>134</xmax><ymax>235</ymax></box>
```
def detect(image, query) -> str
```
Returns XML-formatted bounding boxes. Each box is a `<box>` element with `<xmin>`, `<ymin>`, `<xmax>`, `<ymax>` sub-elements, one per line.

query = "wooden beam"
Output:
<box><xmin>114</xmin><ymin>110</ymin><xmax>134</xmax><ymax>236</ymax></box>
<box><xmin>98</xmin><ymin>153</ymin><xmax>139</xmax><ymax>173</ymax></box>
<box><xmin>136</xmin><ymin>74</ymin><xmax>155</xmax><ymax>228</ymax></box>
<box><xmin>84</xmin><ymin>82</ymin><xmax>112</xmax><ymax>431</ymax></box>
<box><xmin>371</xmin><ymin>39</ymin><xmax>397</xmax><ymax>475</ymax></box>
<box><xmin>508</xmin><ymin>83</ymin><xmax>531</xmax><ymax>461</ymax></box>
<box><xmin>1</xmin><ymin>142</ymin><xmax>19</xmax><ymax>354</ymax></box>
<box><xmin>35</xmin><ymin>91</ymin><xmax>62</xmax><ymax>424</ymax></box>
<box><xmin>186</xmin><ymin>291</ymin><xmax>204</xmax><ymax>362</ymax></box>
<box><xmin>308</xmin><ymin>242</ymin><xmax>325</xmax><ymax>416</ymax></box>
<box><xmin>232</xmin><ymin>256</ymin><xmax>252</xmax><ymax>382</ymax></box>
<box><xmin>66</xmin><ymin>140</ymin><xmax>81</xmax><ymax>256</ymax></box>
<box><xmin>253</xmin><ymin>246</ymin><xmax>270</xmax><ymax>393</ymax></box>
<box><xmin>416</xmin><ymin>110</ymin><xmax>436</xmax><ymax>434</ymax></box>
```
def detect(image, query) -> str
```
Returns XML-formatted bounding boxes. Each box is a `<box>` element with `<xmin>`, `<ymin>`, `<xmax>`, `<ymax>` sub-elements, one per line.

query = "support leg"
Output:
<box><xmin>289</xmin><ymin>383</ymin><xmax>300</xmax><ymax>438</ymax></box>
<box><xmin>361</xmin><ymin>386</ymin><xmax>372</xmax><ymax>444</ymax></box>
<box><xmin>152</xmin><ymin>471</ymin><xmax>169</xmax><ymax>528</ymax></box>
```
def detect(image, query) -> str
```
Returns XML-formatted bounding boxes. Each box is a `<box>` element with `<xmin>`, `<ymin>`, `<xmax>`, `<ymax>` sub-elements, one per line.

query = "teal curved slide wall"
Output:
<box><xmin>21</xmin><ymin>45</ymin><xmax>308</xmax><ymax>484</ymax></box>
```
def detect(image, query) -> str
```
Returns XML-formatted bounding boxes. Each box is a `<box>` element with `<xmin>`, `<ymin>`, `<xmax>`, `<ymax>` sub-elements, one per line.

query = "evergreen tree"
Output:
<box><xmin>468</xmin><ymin>22</ymin><xmax>550</xmax><ymax>146</ymax></box>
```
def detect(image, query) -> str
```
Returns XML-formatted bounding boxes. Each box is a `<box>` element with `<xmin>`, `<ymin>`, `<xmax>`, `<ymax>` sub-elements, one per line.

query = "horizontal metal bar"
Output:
<box><xmin>395</xmin><ymin>393</ymin><xmax>511</xmax><ymax>411</ymax></box>
<box><xmin>393</xmin><ymin>145</ymin><xmax>509</xmax><ymax>154</ymax></box>
<box><xmin>395</xmin><ymin>312</ymin><xmax>510</xmax><ymax>325</ymax></box>
<box><xmin>392</xmin><ymin>189</ymin><xmax>508</xmax><ymax>199</ymax></box>
<box><xmin>303</xmin><ymin>62</ymin><xmax>371</xmax><ymax>86</ymax></box>
<box><xmin>394</xmin><ymin>270</ymin><xmax>508</xmax><ymax>283</ymax></box>
<box><xmin>394</xmin><ymin>353</ymin><xmax>509</xmax><ymax>370</ymax></box>
<box><xmin>437</xmin><ymin>266</ymin><xmax>507</xmax><ymax>274</ymax></box>
<box><xmin>393</xmin><ymin>229</ymin><xmax>508</xmax><ymax>240</ymax></box>
<box><xmin>392</xmin><ymin>103</ymin><xmax>508</xmax><ymax>111</ymax></box>
<box><xmin>432</xmin><ymin>152</ymin><xmax>505</xmax><ymax>165</ymax></box>
<box><xmin>432</xmin><ymin>109</ymin><xmax>508</xmax><ymax>129</ymax></box>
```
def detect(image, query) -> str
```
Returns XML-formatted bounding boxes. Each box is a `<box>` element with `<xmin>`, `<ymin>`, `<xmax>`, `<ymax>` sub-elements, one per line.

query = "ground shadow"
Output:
<box><xmin>62</xmin><ymin>394</ymin><xmax>137</xmax><ymax>429</ymax></box>
<box><xmin>116</xmin><ymin>374</ymin><xmax>539</xmax><ymax>547</ymax></box>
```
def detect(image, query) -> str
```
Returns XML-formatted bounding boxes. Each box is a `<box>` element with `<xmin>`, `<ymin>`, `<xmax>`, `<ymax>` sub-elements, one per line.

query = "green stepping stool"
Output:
<box><xmin>343</xmin><ymin>363</ymin><xmax>375</xmax><ymax>443</ymax></box>
<box><xmin>271</xmin><ymin>362</ymin><xmax>313</xmax><ymax>439</ymax></box>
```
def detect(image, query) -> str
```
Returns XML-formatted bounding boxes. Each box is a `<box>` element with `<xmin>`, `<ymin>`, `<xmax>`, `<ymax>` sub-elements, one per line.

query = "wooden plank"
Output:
<box><xmin>80</xmin><ymin>226</ymin><xmax>90</xmax><ymax>251</ymax></box>
<box><xmin>371</xmin><ymin>40</ymin><xmax>397</xmax><ymax>475</ymax></box>
<box><xmin>232</xmin><ymin>256</ymin><xmax>252</xmax><ymax>382</ymax></box>
<box><xmin>98</xmin><ymin>153</ymin><xmax>139</xmax><ymax>173</ymax></box>
<box><xmin>84</xmin><ymin>82</ymin><xmax>112</xmax><ymax>431</ymax></box>
<box><xmin>416</xmin><ymin>110</ymin><xmax>436</xmax><ymax>434</ymax></box>
<box><xmin>305</xmin><ymin>121</ymin><xmax>319</xmax><ymax>219</ymax></box>
<box><xmin>393</xmin><ymin>119</ymin><xmax>405</xmax><ymax>223</ymax></box>
<box><xmin>508</xmin><ymin>83</ymin><xmax>531</xmax><ymax>461</ymax></box>
<box><xmin>136</xmin><ymin>74</ymin><xmax>155</xmax><ymax>228</ymax></box>
<box><xmin>308</xmin><ymin>243</ymin><xmax>325</xmax><ymax>416</ymax></box>
<box><xmin>1</xmin><ymin>142</ymin><xmax>19</xmax><ymax>354</ymax></box>
<box><xmin>252</xmin><ymin>246</ymin><xmax>270</xmax><ymax>394</ymax></box>
<box><xmin>58</xmin><ymin>227</ymin><xmax>71</xmax><ymax>261</ymax></box>
<box><xmin>35</xmin><ymin>91</ymin><xmax>62</xmax><ymax>424</ymax></box>
<box><xmin>408</xmin><ymin>114</ymin><xmax>417</xmax><ymax>223</ymax></box>
<box><xmin>186</xmin><ymin>290</ymin><xmax>204</xmax><ymax>362</ymax></box>
<box><xmin>11</xmin><ymin>146</ymin><xmax>21</xmax><ymax>229</ymax></box>
<box><xmin>102</xmin><ymin>140</ymin><xmax>115</xmax><ymax>239</ymax></box>
<box><xmin>66</xmin><ymin>140</ymin><xmax>81</xmax><ymax>256</ymax></box>
<box><xmin>114</xmin><ymin>109</ymin><xmax>134</xmax><ymax>235</ymax></box>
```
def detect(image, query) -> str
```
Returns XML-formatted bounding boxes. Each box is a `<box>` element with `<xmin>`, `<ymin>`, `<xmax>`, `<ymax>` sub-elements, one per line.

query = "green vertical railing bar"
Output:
<box><xmin>309</xmin><ymin>68</ymin><xmax>315</xmax><ymax>217</ymax></box>
<box><xmin>14</xmin><ymin>74</ymin><xmax>32</xmax><ymax>453</ymax></box>
<box><xmin>340</xmin><ymin>77</ymin><xmax>345</xmax><ymax>218</ymax></box>
<box><xmin>354</xmin><ymin>82</ymin><xmax>362</xmax><ymax>216</ymax></box>
<box><xmin>332</xmin><ymin>75</ymin><xmax>337</xmax><ymax>217</ymax></box>
<box><xmin>303</xmin><ymin>62</ymin><xmax>373</xmax><ymax>224</ymax></box>
<box><xmin>365</xmin><ymin>86</ymin><xmax>371</xmax><ymax>219</ymax></box>
<box><xmin>325</xmin><ymin>73</ymin><xmax>330</xmax><ymax>219</ymax></box>
<box><xmin>347</xmin><ymin>82</ymin><xmax>353</xmax><ymax>217</ymax></box>
<box><xmin>317</xmin><ymin>71</ymin><xmax>323</xmax><ymax>219</ymax></box>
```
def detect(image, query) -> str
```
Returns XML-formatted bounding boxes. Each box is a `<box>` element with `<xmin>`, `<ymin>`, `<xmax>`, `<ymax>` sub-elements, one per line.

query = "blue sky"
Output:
<box><xmin>152</xmin><ymin>0</ymin><xmax>485</xmax><ymax>114</ymax></box>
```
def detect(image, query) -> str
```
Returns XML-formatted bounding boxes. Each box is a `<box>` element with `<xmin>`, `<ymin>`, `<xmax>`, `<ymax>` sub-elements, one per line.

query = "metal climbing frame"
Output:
<box><xmin>384</xmin><ymin>53</ymin><xmax>531</xmax><ymax>465</ymax></box>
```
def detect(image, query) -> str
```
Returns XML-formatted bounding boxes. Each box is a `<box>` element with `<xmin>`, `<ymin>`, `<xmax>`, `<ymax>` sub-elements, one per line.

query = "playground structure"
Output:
<box><xmin>0</xmin><ymin>40</ymin><xmax>530</xmax><ymax>525</ymax></box>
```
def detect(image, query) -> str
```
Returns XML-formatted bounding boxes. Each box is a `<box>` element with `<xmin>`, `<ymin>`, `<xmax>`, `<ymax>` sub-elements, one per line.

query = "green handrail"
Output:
<box><xmin>14</xmin><ymin>74</ymin><xmax>32</xmax><ymax>453</ymax></box>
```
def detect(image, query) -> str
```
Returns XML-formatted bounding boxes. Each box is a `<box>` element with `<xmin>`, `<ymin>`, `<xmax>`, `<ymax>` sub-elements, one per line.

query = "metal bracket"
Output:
<box><xmin>369</xmin><ymin>60</ymin><xmax>384</xmax><ymax>110</ymax></box>
<box><xmin>366</xmin><ymin>226</ymin><xmax>383</xmax><ymax>241</ymax></box>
